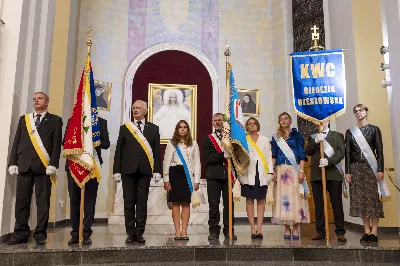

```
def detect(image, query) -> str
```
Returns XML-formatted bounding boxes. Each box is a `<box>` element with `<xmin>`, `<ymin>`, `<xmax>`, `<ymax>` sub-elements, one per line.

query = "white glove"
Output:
<box><xmin>153</xmin><ymin>173</ymin><xmax>161</xmax><ymax>180</ymax></box>
<box><xmin>266</xmin><ymin>173</ymin><xmax>274</xmax><ymax>184</ymax></box>
<box><xmin>224</xmin><ymin>150</ymin><xmax>231</xmax><ymax>159</ymax></box>
<box><xmin>46</xmin><ymin>165</ymin><xmax>57</xmax><ymax>176</ymax></box>
<box><xmin>319</xmin><ymin>158</ymin><xmax>328</xmax><ymax>167</ymax></box>
<box><xmin>113</xmin><ymin>173</ymin><xmax>121</xmax><ymax>182</ymax></box>
<box><xmin>8</xmin><ymin>165</ymin><xmax>18</xmax><ymax>176</ymax></box>
<box><xmin>314</xmin><ymin>133</ymin><xmax>325</xmax><ymax>144</ymax></box>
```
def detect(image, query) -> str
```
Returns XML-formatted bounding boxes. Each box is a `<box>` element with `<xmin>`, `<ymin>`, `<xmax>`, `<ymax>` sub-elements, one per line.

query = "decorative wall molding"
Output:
<box><xmin>122</xmin><ymin>43</ymin><xmax>220</xmax><ymax>123</ymax></box>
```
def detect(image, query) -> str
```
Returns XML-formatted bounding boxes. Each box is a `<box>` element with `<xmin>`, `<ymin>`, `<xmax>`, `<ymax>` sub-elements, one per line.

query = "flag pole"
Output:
<box><xmin>79</xmin><ymin>26</ymin><xmax>93</xmax><ymax>247</ymax></box>
<box><xmin>310</xmin><ymin>25</ymin><xmax>329</xmax><ymax>243</ymax></box>
<box><xmin>224</xmin><ymin>40</ymin><xmax>233</xmax><ymax>240</ymax></box>
<box><xmin>319</xmin><ymin>125</ymin><xmax>330</xmax><ymax>243</ymax></box>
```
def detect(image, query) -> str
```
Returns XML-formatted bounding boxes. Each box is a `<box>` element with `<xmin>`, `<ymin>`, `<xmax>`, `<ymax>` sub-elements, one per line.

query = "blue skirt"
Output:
<box><xmin>241</xmin><ymin>163</ymin><xmax>268</xmax><ymax>199</ymax></box>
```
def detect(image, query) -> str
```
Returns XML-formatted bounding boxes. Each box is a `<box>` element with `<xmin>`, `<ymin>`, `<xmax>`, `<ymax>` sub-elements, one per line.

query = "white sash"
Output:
<box><xmin>311</xmin><ymin>133</ymin><xmax>348</xmax><ymax>198</ymax></box>
<box><xmin>273</xmin><ymin>135</ymin><xmax>310</xmax><ymax>199</ymax></box>
<box><xmin>311</xmin><ymin>133</ymin><xmax>344</xmax><ymax>175</ymax></box>
<box><xmin>125</xmin><ymin>122</ymin><xmax>154</xmax><ymax>172</ymax></box>
<box><xmin>349</xmin><ymin>126</ymin><xmax>391</xmax><ymax>202</ymax></box>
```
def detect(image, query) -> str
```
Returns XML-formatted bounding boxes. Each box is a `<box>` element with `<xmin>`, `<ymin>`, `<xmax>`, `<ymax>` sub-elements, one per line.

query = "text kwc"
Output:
<box><xmin>300</xmin><ymin>63</ymin><xmax>336</xmax><ymax>79</ymax></box>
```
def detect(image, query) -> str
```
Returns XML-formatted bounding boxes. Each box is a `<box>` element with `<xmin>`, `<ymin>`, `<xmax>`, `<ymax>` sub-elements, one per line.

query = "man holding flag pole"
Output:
<box><xmin>63</xmin><ymin>27</ymin><xmax>103</xmax><ymax>246</ymax></box>
<box><xmin>220</xmin><ymin>40</ymin><xmax>250</xmax><ymax>240</ymax></box>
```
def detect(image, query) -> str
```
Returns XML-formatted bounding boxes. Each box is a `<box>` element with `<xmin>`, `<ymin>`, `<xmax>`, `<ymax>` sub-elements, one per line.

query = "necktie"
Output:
<box><xmin>137</xmin><ymin>120</ymin><xmax>142</xmax><ymax>132</ymax></box>
<box><xmin>215</xmin><ymin>131</ymin><xmax>222</xmax><ymax>141</ymax></box>
<box><xmin>35</xmin><ymin>114</ymin><xmax>42</xmax><ymax>127</ymax></box>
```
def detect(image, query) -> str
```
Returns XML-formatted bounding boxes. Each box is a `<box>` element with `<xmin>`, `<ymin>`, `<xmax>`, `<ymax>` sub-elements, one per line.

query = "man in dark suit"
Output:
<box><xmin>305</xmin><ymin>122</ymin><xmax>347</xmax><ymax>242</ymax></box>
<box><xmin>203</xmin><ymin>113</ymin><xmax>236</xmax><ymax>241</ymax></box>
<box><xmin>7</xmin><ymin>92</ymin><xmax>63</xmax><ymax>245</ymax></box>
<box><xmin>113</xmin><ymin>100</ymin><xmax>161</xmax><ymax>244</ymax></box>
<box><xmin>65</xmin><ymin>117</ymin><xmax>110</xmax><ymax>245</ymax></box>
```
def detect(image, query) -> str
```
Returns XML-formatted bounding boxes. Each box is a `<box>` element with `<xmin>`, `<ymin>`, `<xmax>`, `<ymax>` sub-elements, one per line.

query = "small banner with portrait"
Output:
<box><xmin>290</xmin><ymin>49</ymin><xmax>346</xmax><ymax>123</ymax></box>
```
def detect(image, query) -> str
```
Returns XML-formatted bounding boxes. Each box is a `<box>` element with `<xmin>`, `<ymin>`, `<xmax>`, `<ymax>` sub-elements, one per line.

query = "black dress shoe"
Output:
<box><xmin>251</xmin><ymin>233</ymin><xmax>258</xmax><ymax>239</ymax></box>
<box><xmin>36</xmin><ymin>239</ymin><xmax>46</xmax><ymax>245</ymax></box>
<box><xmin>68</xmin><ymin>237</ymin><xmax>79</xmax><ymax>245</ymax></box>
<box><xmin>7</xmin><ymin>238</ymin><xmax>28</xmax><ymax>245</ymax></box>
<box><xmin>360</xmin><ymin>234</ymin><xmax>370</xmax><ymax>243</ymax></box>
<box><xmin>257</xmin><ymin>233</ymin><xmax>263</xmax><ymax>239</ymax></box>
<box><xmin>208</xmin><ymin>233</ymin><xmax>219</xmax><ymax>240</ymax></box>
<box><xmin>368</xmin><ymin>234</ymin><xmax>378</xmax><ymax>243</ymax></box>
<box><xmin>125</xmin><ymin>235</ymin><xmax>136</xmax><ymax>243</ymax></box>
<box><xmin>136</xmin><ymin>235</ymin><xmax>145</xmax><ymax>244</ymax></box>
<box><xmin>83</xmin><ymin>237</ymin><xmax>92</xmax><ymax>245</ymax></box>
<box><xmin>224</xmin><ymin>233</ymin><xmax>237</xmax><ymax>240</ymax></box>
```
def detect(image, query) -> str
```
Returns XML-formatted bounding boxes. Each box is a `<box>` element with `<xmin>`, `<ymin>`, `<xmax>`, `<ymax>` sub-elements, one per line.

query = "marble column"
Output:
<box><xmin>380</xmin><ymin>0</ymin><xmax>400</xmax><ymax>229</ymax></box>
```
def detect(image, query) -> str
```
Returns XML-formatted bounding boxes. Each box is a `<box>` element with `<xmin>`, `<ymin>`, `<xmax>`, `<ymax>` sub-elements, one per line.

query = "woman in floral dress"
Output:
<box><xmin>271</xmin><ymin>112</ymin><xmax>310</xmax><ymax>239</ymax></box>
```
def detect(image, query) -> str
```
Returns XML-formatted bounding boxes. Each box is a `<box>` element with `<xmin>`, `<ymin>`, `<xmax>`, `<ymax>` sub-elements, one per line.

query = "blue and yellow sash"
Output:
<box><xmin>174</xmin><ymin>145</ymin><xmax>193</xmax><ymax>193</ymax></box>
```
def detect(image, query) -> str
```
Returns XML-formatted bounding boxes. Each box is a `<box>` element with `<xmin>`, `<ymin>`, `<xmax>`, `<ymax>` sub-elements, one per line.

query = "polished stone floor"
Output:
<box><xmin>1</xmin><ymin>223</ymin><xmax>399</xmax><ymax>265</ymax></box>
<box><xmin>0</xmin><ymin>222</ymin><xmax>399</xmax><ymax>250</ymax></box>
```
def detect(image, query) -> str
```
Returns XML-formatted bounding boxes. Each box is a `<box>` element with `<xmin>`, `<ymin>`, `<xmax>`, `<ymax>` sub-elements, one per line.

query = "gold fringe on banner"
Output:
<box><xmin>294</xmin><ymin>109</ymin><xmax>347</xmax><ymax>125</ymax></box>
<box><xmin>70</xmin><ymin>169</ymin><xmax>92</xmax><ymax>189</ymax></box>
<box><xmin>62</xmin><ymin>148</ymin><xmax>84</xmax><ymax>157</ymax></box>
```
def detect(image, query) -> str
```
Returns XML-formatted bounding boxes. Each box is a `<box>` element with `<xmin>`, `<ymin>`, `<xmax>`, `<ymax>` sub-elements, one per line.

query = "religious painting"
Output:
<box><xmin>238</xmin><ymin>89</ymin><xmax>259</xmax><ymax>116</ymax></box>
<box><xmin>94</xmin><ymin>80</ymin><xmax>112</xmax><ymax>111</ymax></box>
<box><xmin>148</xmin><ymin>83</ymin><xmax>197</xmax><ymax>144</ymax></box>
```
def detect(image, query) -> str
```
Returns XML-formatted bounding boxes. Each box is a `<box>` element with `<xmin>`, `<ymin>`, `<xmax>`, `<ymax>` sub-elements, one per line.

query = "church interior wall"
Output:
<box><xmin>1</xmin><ymin>0</ymin><xmax>399</xmax><ymax>234</ymax></box>
<box><xmin>72</xmin><ymin>0</ymin><xmax>292</xmax><ymax>218</ymax></box>
<box><xmin>324</xmin><ymin>0</ymin><xmax>398</xmax><ymax>227</ymax></box>
<box><xmin>351</xmin><ymin>0</ymin><xmax>397</xmax><ymax>227</ymax></box>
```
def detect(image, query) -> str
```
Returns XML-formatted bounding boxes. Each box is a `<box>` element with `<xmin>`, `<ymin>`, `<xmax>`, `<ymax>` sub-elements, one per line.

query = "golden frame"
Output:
<box><xmin>237</xmin><ymin>88</ymin><xmax>260</xmax><ymax>116</ymax></box>
<box><xmin>148</xmin><ymin>83</ymin><xmax>197</xmax><ymax>144</ymax></box>
<box><xmin>94</xmin><ymin>80</ymin><xmax>112</xmax><ymax>111</ymax></box>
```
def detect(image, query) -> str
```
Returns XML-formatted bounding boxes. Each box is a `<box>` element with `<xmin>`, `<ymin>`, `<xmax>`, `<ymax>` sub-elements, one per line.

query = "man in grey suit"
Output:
<box><xmin>305</xmin><ymin>122</ymin><xmax>347</xmax><ymax>242</ymax></box>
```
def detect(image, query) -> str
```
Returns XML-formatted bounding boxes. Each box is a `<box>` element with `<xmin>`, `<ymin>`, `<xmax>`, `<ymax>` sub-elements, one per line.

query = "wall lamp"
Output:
<box><xmin>380</xmin><ymin>46</ymin><xmax>389</xmax><ymax>55</ymax></box>
<box><xmin>382</xmin><ymin>80</ymin><xmax>392</xmax><ymax>88</ymax></box>
<box><xmin>381</xmin><ymin>63</ymin><xmax>390</xmax><ymax>71</ymax></box>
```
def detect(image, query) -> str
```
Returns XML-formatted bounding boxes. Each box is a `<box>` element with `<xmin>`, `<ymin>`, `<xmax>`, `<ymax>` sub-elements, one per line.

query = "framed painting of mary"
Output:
<box><xmin>148</xmin><ymin>83</ymin><xmax>197</xmax><ymax>144</ymax></box>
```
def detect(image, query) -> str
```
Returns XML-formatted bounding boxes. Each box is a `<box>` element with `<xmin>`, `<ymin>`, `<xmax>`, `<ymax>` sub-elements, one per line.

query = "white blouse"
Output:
<box><xmin>163</xmin><ymin>140</ymin><xmax>201</xmax><ymax>184</ymax></box>
<box><xmin>239</xmin><ymin>134</ymin><xmax>273</xmax><ymax>186</ymax></box>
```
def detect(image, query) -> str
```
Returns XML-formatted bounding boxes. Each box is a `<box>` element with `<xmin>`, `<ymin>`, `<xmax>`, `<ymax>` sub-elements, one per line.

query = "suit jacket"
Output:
<box><xmin>113</xmin><ymin>121</ymin><xmax>161</xmax><ymax>175</ymax></box>
<box><xmin>305</xmin><ymin>130</ymin><xmax>345</xmax><ymax>182</ymax></box>
<box><xmin>63</xmin><ymin>117</ymin><xmax>110</xmax><ymax>171</ymax></box>
<box><xmin>203</xmin><ymin>134</ymin><xmax>226</xmax><ymax>180</ymax></box>
<box><xmin>9</xmin><ymin>113</ymin><xmax>63</xmax><ymax>173</ymax></box>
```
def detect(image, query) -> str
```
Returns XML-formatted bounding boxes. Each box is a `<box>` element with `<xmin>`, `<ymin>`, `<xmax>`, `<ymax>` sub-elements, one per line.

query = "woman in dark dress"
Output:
<box><xmin>239</xmin><ymin>118</ymin><xmax>273</xmax><ymax>239</ymax></box>
<box><xmin>345</xmin><ymin>104</ymin><xmax>385</xmax><ymax>243</ymax></box>
<box><xmin>163</xmin><ymin>120</ymin><xmax>201</xmax><ymax>240</ymax></box>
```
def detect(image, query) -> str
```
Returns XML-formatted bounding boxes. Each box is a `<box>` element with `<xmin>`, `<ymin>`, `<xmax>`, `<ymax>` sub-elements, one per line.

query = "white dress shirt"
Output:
<box><xmin>239</xmin><ymin>134</ymin><xmax>273</xmax><ymax>186</ymax></box>
<box><xmin>133</xmin><ymin>118</ymin><xmax>145</xmax><ymax>132</ymax></box>
<box><xmin>33</xmin><ymin>111</ymin><xmax>47</xmax><ymax>123</ymax></box>
<box><xmin>163</xmin><ymin>140</ymin><xmax>201</xmax><ymax>184</ymax></box>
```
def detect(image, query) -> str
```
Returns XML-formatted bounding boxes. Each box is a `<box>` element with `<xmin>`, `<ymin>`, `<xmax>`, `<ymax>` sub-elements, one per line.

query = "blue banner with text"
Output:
<box><xmin>290</xmin><ymin>49</ymin><xmax>346</xmax><ymax>123</ymax></box>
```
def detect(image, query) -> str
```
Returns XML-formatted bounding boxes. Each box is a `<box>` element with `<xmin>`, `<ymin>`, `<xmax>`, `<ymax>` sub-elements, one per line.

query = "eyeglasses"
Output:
<box><xmin>353</xmin><ymin>109</ymin><xmax>364</xmax><ymax>114</ymax></box>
